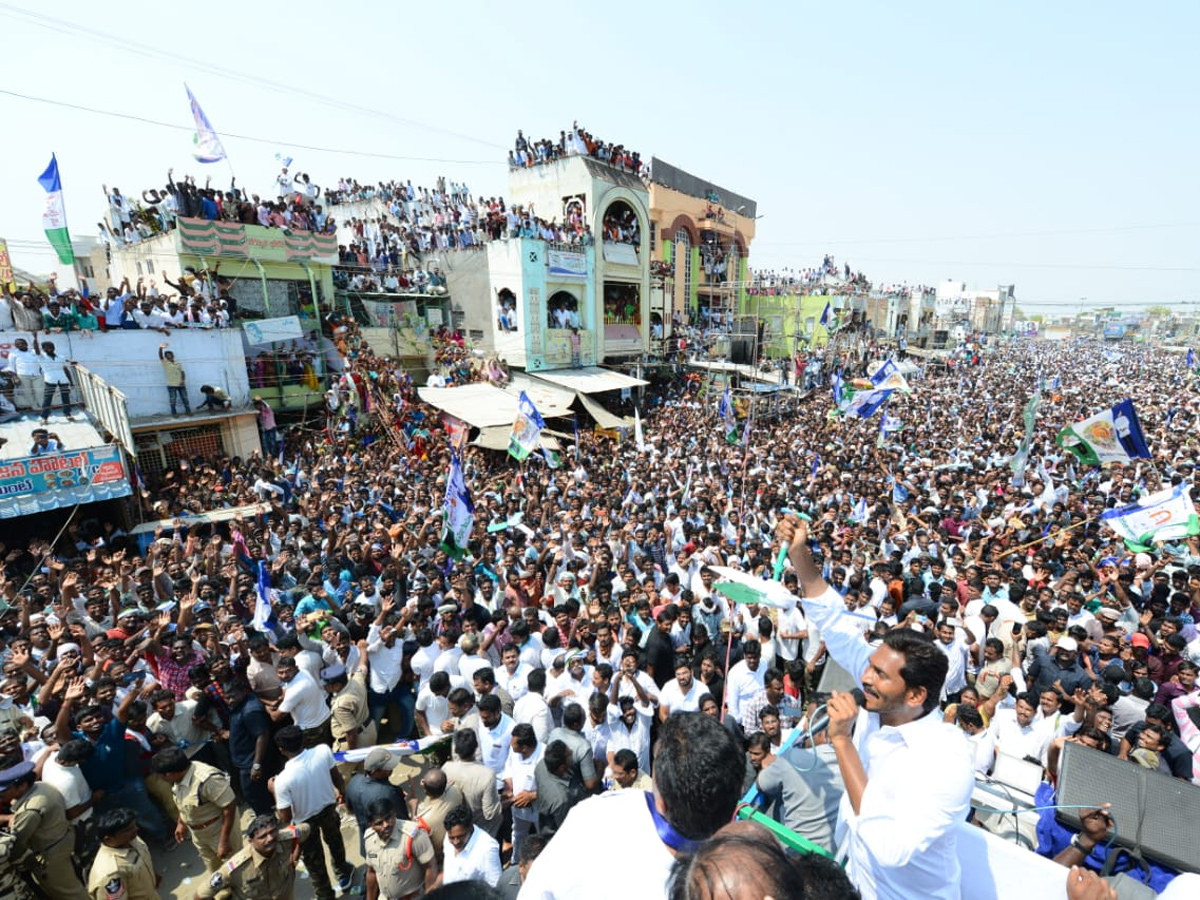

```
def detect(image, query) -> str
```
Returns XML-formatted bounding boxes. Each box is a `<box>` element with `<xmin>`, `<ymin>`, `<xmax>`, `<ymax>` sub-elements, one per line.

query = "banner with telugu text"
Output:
<box><xmin>0</xmin><ymin>445</ymin><xmax>131</xmax><ymax>518</ymax></box>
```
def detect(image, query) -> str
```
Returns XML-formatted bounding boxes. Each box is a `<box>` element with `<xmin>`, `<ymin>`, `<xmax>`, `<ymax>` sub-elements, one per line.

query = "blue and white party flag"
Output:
<box><xmin>186</xmin><ymin>84</ymin><xmax>227</xmax><ymax>163</ymax></box>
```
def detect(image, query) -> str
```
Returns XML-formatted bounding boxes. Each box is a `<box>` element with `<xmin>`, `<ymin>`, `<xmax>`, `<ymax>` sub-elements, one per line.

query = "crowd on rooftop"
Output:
<box><xmin>99</xmin><ymin>169</ymin><xmax>338</xmax><ymax>249</ymax></box>
<box><xmin>749</xmin><ymin>259</ymin><xmax>934</xmax><ymax>302</ymax></box>
<box><xmin>509</xmin><ymin>122</ymin><xmax>644</xmax><ymax>176</ymax></box>
<box><xmin>2</xmin><ymin>272</ymin><xmax>236</xmax><ymax>338</ymax></box>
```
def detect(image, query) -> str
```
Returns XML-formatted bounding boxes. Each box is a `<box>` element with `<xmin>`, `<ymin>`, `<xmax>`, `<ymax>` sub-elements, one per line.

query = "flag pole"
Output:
<box><xmin>996</xmin><ymin>514</ymin><xmax>1097</xmax><ymax>560</ymax></box>
<box><xmin>720</xmin><ymin>624</ymin><xmax>735</xmax><ymax>718</ymax></box>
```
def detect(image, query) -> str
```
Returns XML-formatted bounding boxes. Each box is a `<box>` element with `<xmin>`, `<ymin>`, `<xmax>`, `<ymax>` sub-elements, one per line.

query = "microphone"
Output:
<box><xmin>802</xmin><ymin>688</ymin><xmax>865</xmax><ymax>745</ymax></box>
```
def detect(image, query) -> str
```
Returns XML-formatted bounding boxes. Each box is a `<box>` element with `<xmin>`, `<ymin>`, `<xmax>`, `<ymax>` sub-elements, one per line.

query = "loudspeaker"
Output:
<box><xmin>1057</xmin><ymin>741</ymin><xmax>1200</xmax><ymax>873</ymax></box>
<box><xmin>730</xmin><ymin>337</ymin><xmax>753</xmax><ymax>364</ymax></box>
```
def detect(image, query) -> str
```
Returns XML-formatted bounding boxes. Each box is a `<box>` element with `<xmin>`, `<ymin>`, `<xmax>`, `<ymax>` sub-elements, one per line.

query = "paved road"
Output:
<box><xmin>158</xmin><ymin>754</ymin><xmax>428</xmax><ymax>899</ymax></box>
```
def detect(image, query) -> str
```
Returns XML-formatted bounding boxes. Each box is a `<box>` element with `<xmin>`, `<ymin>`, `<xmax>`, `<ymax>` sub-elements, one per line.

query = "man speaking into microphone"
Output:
<box><xmin>777</xmin><ymin>515</ymin><xmax>975</xmax><ymax>900</ymax></box>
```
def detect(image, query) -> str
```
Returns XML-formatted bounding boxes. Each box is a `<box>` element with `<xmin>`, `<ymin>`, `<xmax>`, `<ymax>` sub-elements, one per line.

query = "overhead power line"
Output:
<box><xmin>0</xmin><ymin>2</ymin><xmax>508</xmax><ymax>151</ymax></box>
<box><xmin>0</xmin><ymin>89</ymin><xmax>503</xmax><ymax>166</ymax></box>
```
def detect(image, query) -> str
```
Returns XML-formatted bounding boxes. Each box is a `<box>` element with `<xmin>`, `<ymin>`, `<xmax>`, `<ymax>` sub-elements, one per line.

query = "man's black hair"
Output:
<box><xmin>453</xmin><ymin>727</ymin><xmax>478</xmax><ymax>760</ymax></box>
<box><xmin>366</xmin><ymin>797</ymin><xmax>397</xmax><ymax>822</ymax></box>
<box><xmin>653</xmin><ymin>712</ymin><xmax>743</xmax><ymax>841</ymax></box>
<box><xmin>881</xmin><ymin>628</ymin><xmax>948</xmax><ymax>715</ymax></box>
<box><xmin>96</xmin><ymin>807</ymin><xmax>139</xmax><ymax>840</ymax></box>
<box><xmin>150</xmin><ymin>746</ymin><xmax>190</xmax><ymax>775</ymax></box>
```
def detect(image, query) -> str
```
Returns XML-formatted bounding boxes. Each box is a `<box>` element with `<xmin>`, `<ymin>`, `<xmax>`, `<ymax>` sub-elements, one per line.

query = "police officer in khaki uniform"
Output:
<box><xmin>151</xmin><ymin>747</ymin><xmax>238</xmax><ymax>873</ymax></box>
<box><xmin>86</xmin><ymin>807</ymin><xmax>161</xmax><ymax>900</ymax></box>
<box><xmin>364</xmin><ymin>797</ymin><xmax>438</xmax><ymax>900</ymax></box>
<box><xmin>0</xmin><ymin>830</ymin><xmax>36</xmax><ymax>900</ymax></box>
<box><xmin>194</xmin><ymin>814</ymin><xmax>307</xmax><ymax>900</ymax></box>
<box><xmin>322</xmin><ymin>662</ymin><xmax>377</xmax><ymax>779</ymax></box>
<box><xmin>0</xmin><ymin>760</ymin><xmax>88</xmax><ymax>899</ymax></box>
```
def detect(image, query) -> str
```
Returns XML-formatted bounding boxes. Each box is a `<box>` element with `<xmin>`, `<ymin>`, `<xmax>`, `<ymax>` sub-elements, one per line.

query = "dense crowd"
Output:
<box><xmin>0</xmin><ymin>329</ymin><xmax>1197</xmax><ymax>899</ymax></box>
<box><xmin>329</xmin><ymin>180</ymin><xmax>600</xmax><ymax>288</ymax></box>
<box><xmin>100</xmin><ymin>168</ymin><xmax>337</xmax><ymax>247</ymax></box>
<box><xmin>509</xmin><ymin>123</ymin><xmax>644</xmax><ymax>176</ymax></box>
<box><xmin>2</xmin><ymin>272</ymin><xmax>236</xmax><ymax>336</ymax></box>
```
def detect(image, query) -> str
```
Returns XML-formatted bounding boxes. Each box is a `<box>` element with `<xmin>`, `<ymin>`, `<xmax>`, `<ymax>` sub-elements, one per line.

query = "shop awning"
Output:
<box><xmin>129</xmin><ymin>502</ymin><xmax>273</xmax><ymax>535</ymax></box>
<box><xmin>905</xmin><ymin>347</ymin><xmax>951</xmax><ymax>359</ymax></box>
<box><xmin>471</xmin><ymin>427</ymin><xmax>561</xmax><ymax>452</ymax></box>
<box><xmin>417</xmin><ymin>382</ymin><xmax>575</xmax><ymax>429</ymax></box>
<box><xmin>506</xmin><ymin>373</ymin><xmax>578</xmax><ymax>413</ymax></box>
<box><xmin>528</xmin><ymin>366</ymin><xmax>647</xmax><ymax>394</ymax></box>
<box><xmin>576</xmin><ymin>392</ymin><xmax>633</xmax><ymax>430</ymax></box>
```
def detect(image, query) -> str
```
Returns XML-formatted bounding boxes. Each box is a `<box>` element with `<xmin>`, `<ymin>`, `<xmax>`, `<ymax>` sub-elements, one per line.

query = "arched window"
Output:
<box><xmin>601</xmin><ymin>200</ymin><xmax>640</xmax><ymax>246</ymax></box>
<box><xmin>547</xmin><ymin>290</ymin><xmax>581</xmax><ymax>330</ymax></box>
<box><xmin>495</xmin><ymin>287</ymin><xmax>518</xmax><ymax>333</ymax></box>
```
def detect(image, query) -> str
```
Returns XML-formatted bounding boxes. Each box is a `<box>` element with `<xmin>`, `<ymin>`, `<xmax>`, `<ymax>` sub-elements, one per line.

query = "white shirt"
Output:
<box><xmin>147</xmin><ymin>699</ymin><xmax>210</xmax><ymax>757</ymax></box>
<box><xmin>410</xmin><ymin>644</ymin><xmax>440</xmax><ymax>692</ymax></box>
<box><xmin>278</xmin><ymin>669</ymin><xmax>330</xmax><ymax>730</ymax></box>
<box><xmin>513</xmin><ymin>692</ymin><xmax>553</xmax><ymax>745</ymax></box>
<box><xmin>592</xmin><ymin>641</ymin><xmax>623</xmax><ymax>671</ymax></box>
<box><xmin>608</xmin><ymin>702</ymin><xmax>654</xmax><ymax>776</ymax></box>
<box><xmin>936</xmin><ymin>636</ymin><xmax>970</xmax><ymax>698</ymax></box>
<box><xmin>583</xmin><ymin>715</ymin><xmax>612</xmax><ymax>769</ymax></box>
<box><xmin>966</xmin><ymin>729</ymin><xmax>996</xmax><ymax>775</ymax></box>
<box><xmin>658</xmin><ymin>677</ymin><xmax>704</xmax><ymax>716</ymax></box>
<box><xmin>443</xmin><ymin>825</ymin><xmax>501</xmax><ymax>887</ymax></box>
<box><xmin>275</xmin><ymin>744</ymin><xmax>338</xmax><ymax>823</ymax></box>
<box><xmin>132</xmin><ymin>307</ymin><xmax>169</xmax><ymax>330</ymax></box>
<box><xmin>519</xmin><ymin>790</ymin><xmax>674</xmax><ymax>900</ymax></box>
<box><xmin>776</xmin><ymin>605</ymin><xmax>809</xmax><ymax>662</ymax></box>
<box><xmin>37</xmin><ymin>355</ymin><xmax>72</xmax><ymax>385</ymax></box>
<box><xmin>459</xmin><ymin>654</ymin><xmax>491</xmax><ymax>684</ymax></box>
<box><xmin>548</xmin><ymin>670</ymin><xmax>593</xmax><ymax>710</ymax></box>
<box><xmin>502</xmin><ymin>744</ymin><xmax>543</xmax><ymax>822</ymax></box>
<box><xmin>366</xmin><ymin>625</ymin><xmax>405</xmax><ymax>692</ymax></box>
<box><xmin>614</xmin><ymin>670</ymin><xmax>660</xmax><ymax>705</ymax></box>
<box><xmin>415</xmin><ymin>687</ymin><xmax>451</xmax><ymax>735</ymax></box>
<box><xmin>434</xmin><ymin>647</ymin><xmax>464</xmax><ymax>677</ymax></box>
<box><xmin>4</xmin><ymin>347</ymin><xmax>40</xmax><ymax>376</ymax></box>
<box><xmin>478</xmin><ymin>713</ymin><xmax>515</xmax><ymax>777</ymax></box>
<box><xmin>725</xmin><ymin>659</ymin><xmax>766</xmax><ymax>722</ymax></box>
<box><xmin>987</xmin><ymin>708</ymin><xmax>1053</xmax><ymax>763</ymax></box>
<box><xmin>517</xmin><ymin>637</ymin><xmax>544</xmax><ymax>671</ymax></box>
<box><xmin>803</xmin><ymin>584</ymin><xmax>975</xmax><ymax>900</ymax></box>
<box><xmin>496</xmin><ymin>663</ymin><xmax>532</xmax><ymax>701</ymax></box>
<box><xmin>42</xmin><ymin>753</ymin><xmax>92</xmax><ymax>822</ymax></box>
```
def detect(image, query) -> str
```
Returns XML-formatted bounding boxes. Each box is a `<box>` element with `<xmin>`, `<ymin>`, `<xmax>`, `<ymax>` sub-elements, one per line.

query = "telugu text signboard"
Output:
<box><xmin>0</xmin><ymin>445</ymin><xmax>131</xmax><ymax>518</ymax></box>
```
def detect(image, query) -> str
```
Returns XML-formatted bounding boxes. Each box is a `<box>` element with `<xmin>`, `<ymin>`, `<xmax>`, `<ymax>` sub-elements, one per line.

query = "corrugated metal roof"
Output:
<box><xmin>417</xmin><ymin>382</ymin><xmax>574</xmax><ymax>429</ymax></box>
<box><xmin>528</xmin><ymin>366</ymin><xmax>647</xmax><ymax>394</ymax></box>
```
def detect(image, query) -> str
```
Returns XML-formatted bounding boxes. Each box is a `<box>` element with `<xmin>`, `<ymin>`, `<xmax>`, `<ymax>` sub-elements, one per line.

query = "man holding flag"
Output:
<box><xmin>509</xmin><ymin>391</ymin><xmax>546</xmax><ymax>460</ymax></box>
<box><xmin>718</xmin><ymin>384</ymin><xmax>738</xmax><ymax>443</ymax></box>
<box><xmin>441</xmin><ymin>453</ymin><xmax>475</xmax><ymax>561</ymax></box>
<box><xmin>38</xmin><ymin>154</ymin><xmax>75</xmax><ymax>265</ymax></box>
<box><xmin>1102</xmin><ymin>483</ymin><xmax>1200</xmax><ymax>551</ymax></box>
<box><xmin>186</xmin><ymin>84</ymin><xmax>228</xmax><ymax>164</ymax></box>
<box><xmin>1057</xmin><ymin>398</ymin><xmax>1152</xmax><ymax>466</ymax></box>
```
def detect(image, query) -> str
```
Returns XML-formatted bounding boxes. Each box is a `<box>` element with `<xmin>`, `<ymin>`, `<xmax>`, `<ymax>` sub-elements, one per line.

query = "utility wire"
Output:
<box><xmin>0</xmin><ymin>3</ymin><xmax>508</xmax><ymax>151</ymax></box>
<box><xmin>0</xmin><ymin>89</ymin><xmax>504</xmax><ymax>166</ymax></box>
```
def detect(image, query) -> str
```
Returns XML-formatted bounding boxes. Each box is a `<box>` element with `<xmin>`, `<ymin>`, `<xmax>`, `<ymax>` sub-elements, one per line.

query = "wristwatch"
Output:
<box><xmin>1070</xmin><ymin>834</ymin><xmax>1094</xmax><ymax>855</ymax></box>
<box><xmin>251</xmin><ymin>763</ymin><xmax>263</xmax><ymax>772</ymax></box>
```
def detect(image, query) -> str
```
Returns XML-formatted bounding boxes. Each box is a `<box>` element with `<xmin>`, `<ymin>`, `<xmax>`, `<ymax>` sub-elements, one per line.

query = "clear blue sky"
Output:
<box><xmin>1</xmin><ymin>0</ymin><xmax>1197</xmax><ymax>314</ymax></box>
